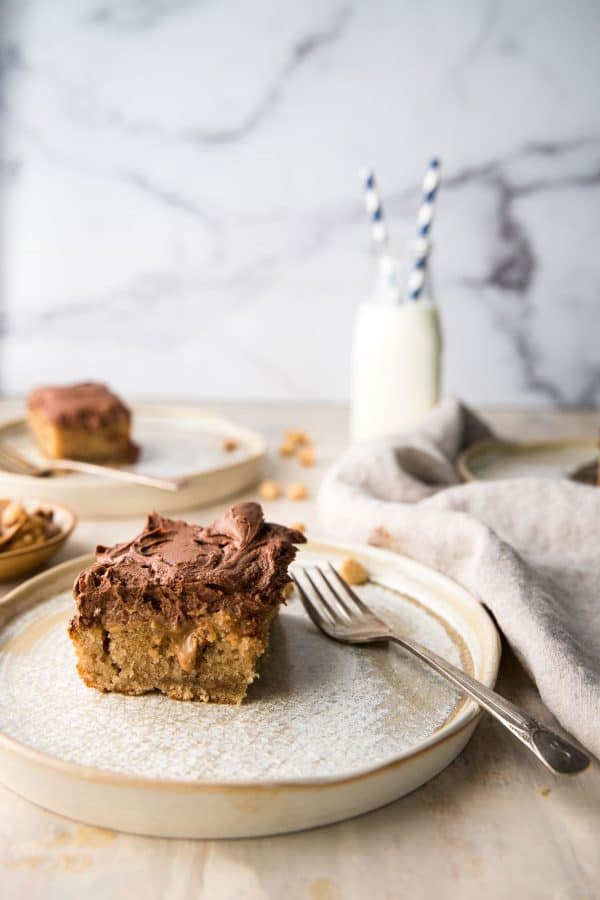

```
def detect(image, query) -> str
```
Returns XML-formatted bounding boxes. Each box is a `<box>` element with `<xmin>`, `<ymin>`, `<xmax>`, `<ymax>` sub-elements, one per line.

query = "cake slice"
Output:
<box><xmin>69</xmin><ymin>503</ymin><xmax>306</xmax><ymax>703</ymax></box>
<box><xmin>570</xmin><ymin>433</ymin><xmax>600</xmax><ymax>486</ymax></box>
<box><xmin>26</xmin><ymin>381</ymin><xmax>138</xmax><ymax>463</ymax></box>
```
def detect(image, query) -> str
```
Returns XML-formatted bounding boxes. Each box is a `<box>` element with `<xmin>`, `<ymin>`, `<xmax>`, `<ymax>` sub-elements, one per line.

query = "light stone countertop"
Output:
<box><xmin>0</xmin><ymin>401</ymin><xmax>598</xmax><ymax>900</ymax></box>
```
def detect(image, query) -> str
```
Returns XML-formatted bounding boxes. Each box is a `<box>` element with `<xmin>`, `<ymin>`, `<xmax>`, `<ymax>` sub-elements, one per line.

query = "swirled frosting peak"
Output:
<box><xmin>73</xmin><ymin>503</ymin><xmax>306</xmax><ymax>627</ymax></box>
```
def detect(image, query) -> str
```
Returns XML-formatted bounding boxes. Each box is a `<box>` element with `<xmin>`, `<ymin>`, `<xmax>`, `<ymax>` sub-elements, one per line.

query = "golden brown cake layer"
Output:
<box><xmin>27</xmin><ymin>408</ymin><xmax>138</xmax><ymax>463</ymax></box>
<box><xmin>69</xmin><ymin>608</ymin><xmax>278</xmax><ymax>703</ymax></box>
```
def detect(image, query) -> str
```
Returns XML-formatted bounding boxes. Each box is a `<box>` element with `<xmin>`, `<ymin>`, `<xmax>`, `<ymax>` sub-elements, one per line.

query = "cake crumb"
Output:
<box><xmin>259</xmin><ymin>480</ymin><xmax>281</xmax><ymax>501</ymax></box>
<box><xmin>298</xmin><ymin>446</ymin><xmax>315</xmax><ymax>467</ymax></box>
<box><xmin>339</xmin><ymin>557</ymin><xmax>369</xmax><ymax>585</ymax></box>
<box><xmin>222</xmin><ymin>438</ymin><xmax>238</xmax><ymax>452</ymax></box>
<box><xmin>290</xmin><ymin>522</ymin><xmax>306</xmax><ymax>533</ymax></box>
<box><xmin>539</xmin><ymin>787</ymin><xmax>551</xmax><ymax>797</ymax></box>
<box><xmin>287</xmin><ymin>483</ymin><xmax>309</xmax><ymax>501</ymax></box>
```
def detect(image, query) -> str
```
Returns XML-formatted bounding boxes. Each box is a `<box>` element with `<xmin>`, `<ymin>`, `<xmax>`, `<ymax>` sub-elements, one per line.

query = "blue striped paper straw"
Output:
<box><xmin>408</xmin><ymin>158</ymin><xmax>441</xmax><ymax>301</ymax></box>
<box><xmin>359</xmin><ymin>167</ymin><xmax>402</xmax><ymax>302</ymax></box>
<box><xmin>359</xmin><ymin>167</ymin><xmax>389</xmax><ymax>251</ymax></box>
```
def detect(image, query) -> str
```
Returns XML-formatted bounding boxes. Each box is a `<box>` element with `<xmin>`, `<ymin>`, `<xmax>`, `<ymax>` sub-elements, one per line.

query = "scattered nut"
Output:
<box><xmin>279</xmin><ymin>439</ymin><xmax>297</xmax><ymax>457</ymax></box>
<box><xmin>282</xmin><ymin>582</ymin><xmax>294</xmax><ymax>599</ymax></box>
<box><xmin>222</xmin><ymin>438</ymin><xmax>238</xmax><ymax>453</ymax></box>
<box><xmin>297</xmin><ymin>446</ymin><xmax>315</xmax><ymax>467</ymax></box>
<box><xmin>339</xmin><ymin>557</ymin><xmax>369</xmax><ymax>585</ymax></box>
<box><xmin>286</xmin><ymin>483</ymin><xmax>309</xmax><ymax>501</ymax></box>
<box><xmin>283</xmin><ymin>429</ymin><xmax>312</xmax><ymax>448</ymax></box>
<box><xmin>290</xmin><ymin>522</ymin><xmax>306</xmax><ymax>533</ymax></box>
<box><xmin>259</xmin><ymin>480</ymin><xmax>282</xmax><ymax>501</ymax></box>
<box><xmin>1</xmin><ymin>501</ymin><xmax>24</xmax><ymax>528</ymax></box>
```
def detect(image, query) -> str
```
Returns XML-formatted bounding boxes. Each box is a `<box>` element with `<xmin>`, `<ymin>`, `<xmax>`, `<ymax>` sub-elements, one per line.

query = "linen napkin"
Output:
<box><xmin>318</xmin><ymin>398</ymin><xmax>600</xmax><ymax>757</ymax></box>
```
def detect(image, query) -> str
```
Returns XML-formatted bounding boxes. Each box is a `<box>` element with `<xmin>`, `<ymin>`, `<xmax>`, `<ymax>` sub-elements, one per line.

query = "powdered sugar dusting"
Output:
<box><xmin>0</xmin><ymin>582</ymin><xmax>465</xmax><ymax>783</ymax></box>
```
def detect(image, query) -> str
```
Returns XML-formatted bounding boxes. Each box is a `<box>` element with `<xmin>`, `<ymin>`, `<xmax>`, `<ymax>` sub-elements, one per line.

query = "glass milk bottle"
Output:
<box><xmin>350</xmin><ymin>252</ymin><xmax>442</xmax><ymax>442</ymax></box>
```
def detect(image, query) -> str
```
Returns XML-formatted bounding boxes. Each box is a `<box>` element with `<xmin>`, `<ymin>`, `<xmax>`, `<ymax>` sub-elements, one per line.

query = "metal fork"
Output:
<box><xmin>0</xmin><ymin>444</ymin><xmax>183</xmax><ymax>492</ymax></box>
<box><xmin>293</xmin><ymin>563</ymin><xmax>590</xmax><ymax>775</ymax></box>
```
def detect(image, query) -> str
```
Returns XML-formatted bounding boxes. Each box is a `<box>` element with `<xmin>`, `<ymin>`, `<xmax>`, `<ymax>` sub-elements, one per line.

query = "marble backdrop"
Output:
<box><xmin>1</xmin><ymin>0</ymin><xmax>599</xmax><ymax>405</ymax></box>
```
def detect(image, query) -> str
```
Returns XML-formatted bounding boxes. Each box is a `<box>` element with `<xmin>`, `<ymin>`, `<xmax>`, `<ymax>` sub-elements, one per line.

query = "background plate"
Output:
<box><xmin>0</xmin><ymin>539</ymin><xmax>500</xmax><ymax>838</ymax></box>
<box><xmin>0</xmin><ymin>405</ymin><xmax>266</xmax><ymax>517</ymax></box>
<box><xmin>458</xmin><ymin>437</ymin><xmax>596</xmax><ymax>482</ymax></box>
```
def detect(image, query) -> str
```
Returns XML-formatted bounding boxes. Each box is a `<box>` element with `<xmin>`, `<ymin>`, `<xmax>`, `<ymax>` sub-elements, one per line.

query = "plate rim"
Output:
<box><xmin>0</xmin><ymin>539</ymin><xmax>501</xmax><ymax>791</ymax></box>
<box><xmin>457</xmin><ymin>436</ymin><xmax>596</xmax><ymax>482</ymax></box>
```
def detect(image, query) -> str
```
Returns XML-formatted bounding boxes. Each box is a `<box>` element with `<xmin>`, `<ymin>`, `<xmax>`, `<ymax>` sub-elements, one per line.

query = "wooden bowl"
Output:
<box><xmin>0</xmin><ymin>500</ymin><xmax>77</xmax><ymax>583</ymax></box>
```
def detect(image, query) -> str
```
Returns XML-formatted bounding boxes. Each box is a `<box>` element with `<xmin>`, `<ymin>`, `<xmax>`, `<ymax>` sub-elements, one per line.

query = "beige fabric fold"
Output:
<box><xmin>318</xmin><ymin>398</ymin><xmax>599</xmax><ymax>757</ymax></box>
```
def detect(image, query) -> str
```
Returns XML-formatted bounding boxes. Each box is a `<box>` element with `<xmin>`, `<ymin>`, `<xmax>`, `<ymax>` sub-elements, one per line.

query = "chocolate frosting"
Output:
<box><xmin>27</xmin><ymin>382</ymin><xmax>131</xmax><ymax>428</ymax></box>
<box><xmin>73</xmin><ymin>503</ymin><xmax>306</xmax><ymax>628</ymax></box>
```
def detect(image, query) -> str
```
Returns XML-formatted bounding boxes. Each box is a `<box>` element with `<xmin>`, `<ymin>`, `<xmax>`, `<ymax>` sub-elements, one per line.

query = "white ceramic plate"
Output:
<box><xmin>0</xmin><ymin>539</ymin><xmax>500</xmax><ymax>838</ymax></box>
<box><xmin>0</xmin><ymin>405</ymin><xmax>266</xmax><ymax>517</ymax></box>
<box><xmin>458</xmin><ymin>437</ymin><xmax>596</xmax><ymax>482</ymax></box>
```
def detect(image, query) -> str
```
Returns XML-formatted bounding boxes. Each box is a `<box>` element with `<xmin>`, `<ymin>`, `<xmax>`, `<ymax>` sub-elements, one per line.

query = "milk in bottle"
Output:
<box><xmin>350</xmin><ymin>257</ymin><xmax>442</xmax><ymax>442</ymax></box>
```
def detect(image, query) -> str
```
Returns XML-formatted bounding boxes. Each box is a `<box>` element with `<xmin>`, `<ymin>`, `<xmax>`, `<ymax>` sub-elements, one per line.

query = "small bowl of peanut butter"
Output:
<box><xmin>0</xmin><ymin>499</ymin><xmax>77</xmax><ymax>582</ymax></box>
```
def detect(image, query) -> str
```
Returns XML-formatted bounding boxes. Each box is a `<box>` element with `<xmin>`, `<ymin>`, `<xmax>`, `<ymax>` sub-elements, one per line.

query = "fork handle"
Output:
<box><xmin>387</xmin><ymin>632</ymin><xmax>589</xmax><ymax>775</ymax></box>
<box><xmin>53</xmin><ymin>459</ymin><xmax>183</xmax><ymax>492</ymax></box>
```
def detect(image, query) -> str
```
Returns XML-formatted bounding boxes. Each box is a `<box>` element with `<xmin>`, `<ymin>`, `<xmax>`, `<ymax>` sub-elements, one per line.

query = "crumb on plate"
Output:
<box><xmin>222</xmin><ymin>437</ymin><xmax>238</xmax><ymax>452</ymax></box>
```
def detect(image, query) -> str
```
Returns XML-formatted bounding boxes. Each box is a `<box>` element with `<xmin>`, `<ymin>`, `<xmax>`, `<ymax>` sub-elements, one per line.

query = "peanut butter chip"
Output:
<box><xmin>259</xmin><ymin>480</ymin><xmax>281</xmax><ymax>501</ymax></box>
<box><xmin>339</xmin><ymin>557</ymin><xmax>369</xmax><ymax>586</ymax></box>
<box><xmin>297</xmin><ymin>446</ymin><xmax>315</xmax><ymax>467</ymax></box>
<box><xmin>282</xmin><ymin>582</ymin><xmax>294</xmax><ymax>598</ymax></box>
<box><xmin>290</xmin><ymin>522</ymin><xmax>306</xmax><ymax>533</ymax></box>
<box><xmin>282</xmin><ymin>429</ymin><xmax>312</xmax><ymax>449</ymax></box>
<box><xmin>283</xmin><ymin>428</ymin><xmax>312</xmax><ymax>447</ymax></box>
<box><xmin>279</xmin><ymin>439</ymin><xmax>297</xmax><ymax>457</ymax></box>
<box><xmin>286</xmin><ymin>483</ymin><xmax>309</xmax><ymax>501</ymax></box>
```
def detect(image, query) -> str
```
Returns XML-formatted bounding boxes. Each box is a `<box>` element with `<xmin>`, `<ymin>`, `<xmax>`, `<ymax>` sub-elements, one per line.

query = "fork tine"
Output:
<box><xmin>315</xmin><ymin>566</ymin><xmax>353</xmax><ymax>620</ymax></box>
<box><xmin>303</xmin><ymin>568</ymin><xmax>341</xmax><ymax>624</ymax></box>
<box><xmin>0</xmin><ymin>449</ymin><xmax>30</xmax><ymax>475</ymax></box>
<box><xmin>292</xmin><ymin>573</ymin><xmax>333</xmax><ymax>632</ymax></box>
<box><xmin>0</xmin><ymin>445</ymin><xmax>40</xmax><ymax>475</ymax></box>
<box><xmin>326</xmin><ymin>561</ymin><xmax>373</xmax><ymax>616</ymax></box>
